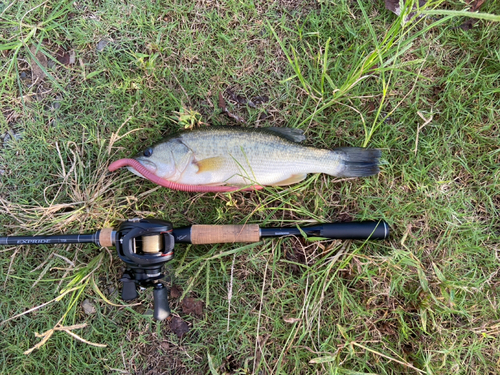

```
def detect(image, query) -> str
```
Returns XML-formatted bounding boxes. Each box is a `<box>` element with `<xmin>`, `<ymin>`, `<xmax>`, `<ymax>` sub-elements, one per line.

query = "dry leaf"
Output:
<box><xmin>250</xmin><ymin>95</ymin><xmax>269</xmax><ymax>107</ymax></box>
<box><xmin>160</xmin><ymin>341</ymin><xmax>170</xmax><ymax>351</ymax></box>
<box><xmin>227</xmin><ymin>89</ymin><xmax>269</xmax><ymax>108</ymax></box>
<box><xmin>169</xmin><ymin>316</ymin><xmax>189</xmax><ymax>338</ymax></box>
<box><xmin>96</xmin><ymin>39</ymin><xmax>109</xmax><ymax>52</ymax></box>
<box><xmin>82</xmin><ymin>298</ymin><xmax>96</xmax><ymax>315</ymax></box>
<box><xmin>170</xmin><ymin>284</ymin><xmax>182</xmax><ymax>299</ymax></box>
<box><xmin>181</xmin><ymin>297</ymin><xmax>203</xmax><ymax>317</ymax></box>
<box><xmin>56</xmin><ymin>47</ymin><xmax>76</xmax><ymax>65</ymax></box>
<box><xmin>24</xmin><ymin>323</ymin><xmax>105</xmax><ymax>355</ymax></box>
<box><xmin>466</xmin><ymin>0</ymin><xmax>487</xmax><ymax>11</ymax></box>
<box><xmin>258</xmin><ymin>111</ymin><xmax>271</xmax><ymax>121</ymax></box>
<box><xmin>218</xmin><ymin>91</ymin><xmax>246</xmax><ymax>123</ymax></box>
<box><xmin>283</xmin><ymin>317</ymin><xmax>302</xmax><ymax>324</ymax></box>
<box><xmin>460</xmin><ymin>0</ymin><xmax>487</xmax><ymax>30</ymax></box>
<box><xmin>309</xmin><ymin>356</ymin><xmax>337</xmax><ymax>364</ymax></box>
<box><xmin>29</xmin><ymin>45</ymin><xmax>47</xmax><ymax>82</ymax></box>
<box><xmin>225</xmin><ymin>110</ymin><xmax>246</xmax><ymax>123</ymax></box>
<box><xmin>218</xmin><ymin>92</ymin><xmax>226</xmax><ymax>111</ymax></box>
<box><xmin>385</xmin><ymin>0</ymin><xmax>426</xmax><ymax>21</ymax></box>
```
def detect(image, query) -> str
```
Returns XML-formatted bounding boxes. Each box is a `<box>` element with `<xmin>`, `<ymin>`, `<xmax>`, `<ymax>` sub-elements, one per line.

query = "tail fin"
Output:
<box><xmin>335</xmin><ymin>147</ymin><xmax>381</xmax><ymax>177</ymax></box>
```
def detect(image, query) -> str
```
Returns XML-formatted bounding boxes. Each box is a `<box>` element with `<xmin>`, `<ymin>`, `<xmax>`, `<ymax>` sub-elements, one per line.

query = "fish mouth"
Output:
<box><xmin>128</xmin><ymin>158</ymin><xmax>157</xmax><ymax>177</ymax></box>
<box><xmin>127</xmin><ymin>165</ymin><xmax>145</xmax><ymax>178</ymax></box>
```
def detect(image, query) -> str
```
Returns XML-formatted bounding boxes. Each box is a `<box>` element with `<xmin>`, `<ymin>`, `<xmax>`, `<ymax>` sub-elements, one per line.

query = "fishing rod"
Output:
<box><xmin>0</xmin><ymin>218</ymin><xmax>389</xmax><ymax>320</ymax></box>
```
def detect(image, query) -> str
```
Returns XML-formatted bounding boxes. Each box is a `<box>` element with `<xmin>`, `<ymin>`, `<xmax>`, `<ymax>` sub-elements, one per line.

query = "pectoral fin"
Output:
<box><xmin>195</xmin><ymin>156</ymin><xmax>226</xmax><ymax>174</ymax></box>
<box><xmin>271</xmin><ymin>173</ymin><xmax>308</xmax><ymax>186</ymax></box>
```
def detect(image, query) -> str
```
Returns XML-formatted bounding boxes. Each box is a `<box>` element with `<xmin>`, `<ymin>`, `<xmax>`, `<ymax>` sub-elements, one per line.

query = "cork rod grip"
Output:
<box><xmin>190</xmin><ymin>224</ymin><xmax>260</xmax><ymax>244</ymax></box>
<box><xmin>99</xmin><ymin>228</ymin><xmax>114</xmax><ymax>247</ymax></box>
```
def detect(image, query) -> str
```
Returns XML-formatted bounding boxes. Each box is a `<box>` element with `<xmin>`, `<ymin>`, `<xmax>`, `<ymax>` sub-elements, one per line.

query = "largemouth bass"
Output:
<box><xmin>108</xmin><ymin>126</ymin><xmax>381</xmax><ymax>192</ymax></box>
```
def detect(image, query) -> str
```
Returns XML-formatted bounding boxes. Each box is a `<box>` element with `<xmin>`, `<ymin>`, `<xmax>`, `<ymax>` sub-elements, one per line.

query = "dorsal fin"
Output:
<box><xmin>266</xmin><ymin>127</ymin><xmax>306</xmax><ymax>143</ymax></box>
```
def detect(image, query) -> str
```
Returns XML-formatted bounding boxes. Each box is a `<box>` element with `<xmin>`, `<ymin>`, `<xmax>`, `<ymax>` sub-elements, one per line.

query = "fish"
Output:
<box><xmin>108</xmin><ymin>126</ymin><xmax>381</xmax><ymax>192</ymax></box>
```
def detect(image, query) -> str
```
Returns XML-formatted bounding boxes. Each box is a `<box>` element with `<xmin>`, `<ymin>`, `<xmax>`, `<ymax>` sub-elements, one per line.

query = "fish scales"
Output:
<box><xmin>171</xmin><ymin>127</ymin><xmax>340</xmax><ymax>186</ymax></box>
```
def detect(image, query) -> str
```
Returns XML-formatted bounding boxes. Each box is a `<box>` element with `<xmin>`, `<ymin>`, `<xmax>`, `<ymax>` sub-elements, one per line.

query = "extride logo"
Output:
<box><xmin>17</xmin><ymin>239</ymin><xmax>50</xmax><ymax>244</ymax></box>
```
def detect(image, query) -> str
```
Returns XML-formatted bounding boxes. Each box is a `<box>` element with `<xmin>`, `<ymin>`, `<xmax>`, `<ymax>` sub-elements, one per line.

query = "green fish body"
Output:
<box><xmin>121</xmin><ymin>126</ymin><xmax>380</xmax><ymax>188</ymax></box>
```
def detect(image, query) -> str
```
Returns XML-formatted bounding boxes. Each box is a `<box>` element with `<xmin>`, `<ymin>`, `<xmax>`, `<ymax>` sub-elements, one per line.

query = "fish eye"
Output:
<box><xmin>143</xmin><ymin>147</ymin><xmax>153</xmax><ymax>157</ymax></box>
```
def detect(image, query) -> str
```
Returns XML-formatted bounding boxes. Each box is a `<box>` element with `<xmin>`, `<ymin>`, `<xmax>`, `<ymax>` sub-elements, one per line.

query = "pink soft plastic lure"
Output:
<box><xmin>108</xmin><ymin>158</ymin><xmax>264</xmax><ymax>193</ymax></box>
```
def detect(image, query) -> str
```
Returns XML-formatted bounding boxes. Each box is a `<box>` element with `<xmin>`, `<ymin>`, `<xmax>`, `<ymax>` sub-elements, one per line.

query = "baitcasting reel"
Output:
<box><xmin>111</xmin><ymin>218</ymin><xmax>175</xmax><ymax>321</ymax></box>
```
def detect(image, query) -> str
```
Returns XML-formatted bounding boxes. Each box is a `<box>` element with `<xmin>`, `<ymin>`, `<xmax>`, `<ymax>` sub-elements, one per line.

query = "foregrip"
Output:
<box><xmin>190</xmin><ymin>224</ymin><xmax>260</xmax><ymax>244</ymax></box>
<box><xmin>98</xmin><ymin>228</ymin><xmax>115</xmax><ymax>247</ymax></box>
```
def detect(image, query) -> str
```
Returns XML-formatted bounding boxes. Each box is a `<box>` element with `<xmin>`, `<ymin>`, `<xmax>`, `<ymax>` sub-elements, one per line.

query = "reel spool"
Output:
<box><xmin>141</xmin><ymin>234</ymin><xmax>164</xmax><ymax>253</ymax></box>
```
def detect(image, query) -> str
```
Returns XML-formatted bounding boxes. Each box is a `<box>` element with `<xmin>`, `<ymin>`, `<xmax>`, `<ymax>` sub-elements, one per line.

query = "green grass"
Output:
<box><xmin>1</xmin><ymin>0</ymin><xmax>499</xmax><ymax>374</ymax></box>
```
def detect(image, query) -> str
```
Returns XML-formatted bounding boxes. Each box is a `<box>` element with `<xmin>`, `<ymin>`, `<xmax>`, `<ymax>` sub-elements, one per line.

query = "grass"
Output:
<box><xmin>1</xmin><ymin>0</ymin><xmax>499</xmax><ymax>374</ymax></box>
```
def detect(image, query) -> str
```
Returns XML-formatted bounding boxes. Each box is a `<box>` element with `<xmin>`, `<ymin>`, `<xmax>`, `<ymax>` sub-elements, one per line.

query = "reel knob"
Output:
<box><xmin>153</xmin><ymin>283</ymin><xmax>171</xmax><ymax>320</ymax></box>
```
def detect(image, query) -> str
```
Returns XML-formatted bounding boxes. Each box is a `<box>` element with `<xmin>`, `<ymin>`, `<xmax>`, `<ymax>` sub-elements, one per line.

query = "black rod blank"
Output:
<box><xmin>0</xmin><ymin>233</ymin><xmax>99</xmax><ymax>246</ymax></box>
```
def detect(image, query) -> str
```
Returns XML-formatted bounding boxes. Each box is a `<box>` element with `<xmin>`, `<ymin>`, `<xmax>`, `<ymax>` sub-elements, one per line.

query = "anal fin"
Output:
<box><xmin>270</xmin><ymin>173</ymin><xmax>308</xmax><ymax>186</ymax></box>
